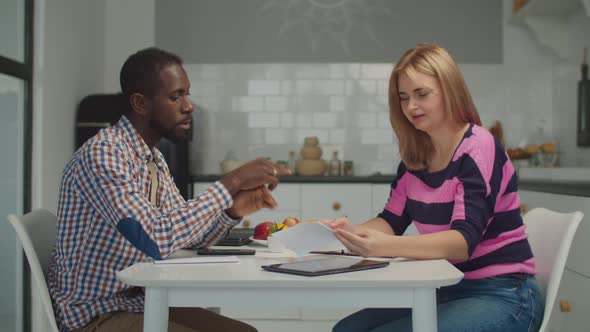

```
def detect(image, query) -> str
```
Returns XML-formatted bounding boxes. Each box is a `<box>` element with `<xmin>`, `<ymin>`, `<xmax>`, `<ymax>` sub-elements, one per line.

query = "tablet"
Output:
<box><xmin>261</xmin><ymin>256</ymin><xmax>389</xmax><ymax>277</ymax></box>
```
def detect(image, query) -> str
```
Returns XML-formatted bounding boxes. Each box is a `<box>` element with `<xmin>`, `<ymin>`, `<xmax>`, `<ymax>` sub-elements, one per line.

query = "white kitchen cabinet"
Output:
<box><xmin>371</xmin><ymin>184</ymin><xmax>391</xmax><ymax>216</ymax></box>
<box><xmin>301</xmin><ymin>184</ymin><xmax>372</xmax><ymax>224</ymax></box>
<box><xmin>192</xmin><ymin>183</ymin><xmax>301</xmax><ymax>227</ymax></box>
<box><xmin>543</xmin><ymin>268</ymin><xmax>590</xmax><ymax>332</ymax></box>
<box><xmin>221</xmin><ymin>307</ymin><xmax>301</xmax><ymax>323</ymax></box>
<box><xmin>238</xmin><ymin>319</ymin><xmax>339</xmax><ymax>332</ymax></box>
<box><xmin>549</xmin><ymin>269</ymin><xmax>590</xmax><ymax>332</ymax></box>
<box><xmin>240</xmin><ymin>184</ymin><xmax>301</xmax><ymax>227</ymax></box>
<box><xmin>194</xmin><ymin>181</ymin><xmax>418</xmax><ymax>231</ymax></box>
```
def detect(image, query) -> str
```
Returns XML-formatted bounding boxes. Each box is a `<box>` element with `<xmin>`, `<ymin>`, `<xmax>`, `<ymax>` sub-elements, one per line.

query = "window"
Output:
<box><xmin>0</xmin><ymin>0</ymin><xmax>34</xmax><ymax>331</ymax></box>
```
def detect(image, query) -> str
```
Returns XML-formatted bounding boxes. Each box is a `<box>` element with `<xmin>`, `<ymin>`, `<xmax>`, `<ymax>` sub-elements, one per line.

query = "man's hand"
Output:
<box><xmin>226</xmin><ymin>186</ymin><xmax>277</xmax><ymax>219</ymax></box>
<box><xmin>219</xmin><ymin>159</ymin><xmax>291</xmax><ymax>196</ymax></box>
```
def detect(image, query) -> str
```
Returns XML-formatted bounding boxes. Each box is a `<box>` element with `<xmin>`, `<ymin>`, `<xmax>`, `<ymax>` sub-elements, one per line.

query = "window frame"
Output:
<box><xmin>0</xmin><ymin>0</ymin><xmax>33</xmax><ymax>213</ymax></box>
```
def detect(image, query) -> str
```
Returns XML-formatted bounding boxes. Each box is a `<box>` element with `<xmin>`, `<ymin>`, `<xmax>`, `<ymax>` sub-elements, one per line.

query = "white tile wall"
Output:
<box><xmin>186</xmin><ymin>62</ymin><xmax>570</xmax><ymax>175</ymax></box>
<box><xmin>264</xmin><ymin>96</ymin><xmax>288</xmax><ymax>112</ymax></box>
<box><xmin>248</xmin><ymin>80</ymin><xmax>280</xmax><ymax>95</ymax></box>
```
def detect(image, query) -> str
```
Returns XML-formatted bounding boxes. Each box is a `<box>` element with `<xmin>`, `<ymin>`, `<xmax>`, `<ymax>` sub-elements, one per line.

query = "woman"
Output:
<box><xmin>329</xmin><ymin>44</ymin><xmax>544</xmax><ymax>332</ymax></box>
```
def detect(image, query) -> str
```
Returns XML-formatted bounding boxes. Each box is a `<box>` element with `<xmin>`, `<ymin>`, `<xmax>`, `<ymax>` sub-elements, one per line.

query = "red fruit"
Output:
<box><xmin>253</xmin><ymin>221</ymin><xmax>274</xmax><ymax>240</ymax></box>
<box><xmin>282</xmin><ymin>217</ymin><xmax>300</xmax><ymax>228</ymax></box>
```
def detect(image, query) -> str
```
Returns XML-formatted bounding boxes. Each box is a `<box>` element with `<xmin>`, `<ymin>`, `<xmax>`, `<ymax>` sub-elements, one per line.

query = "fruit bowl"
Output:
<box><xmin>249</xmin><ymin>236</ymin><xmax>267</xmax><ymax>246</ymax></box>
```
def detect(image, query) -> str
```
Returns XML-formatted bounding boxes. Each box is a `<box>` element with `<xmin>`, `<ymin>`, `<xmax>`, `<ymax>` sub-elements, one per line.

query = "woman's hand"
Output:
<box><xmin>226</xmin><ymin>186</ymin><xmax>277</xmax><ymax>219</ymax></box>
<box><xmin>320</xmin><ymin>216</ymin><xmax>358</xmax><ymax>232</ymax></box>
<box><xmin>334</xmin><ymin>227</ymin><xmax>394</xmax><ymax>258</ymax></box>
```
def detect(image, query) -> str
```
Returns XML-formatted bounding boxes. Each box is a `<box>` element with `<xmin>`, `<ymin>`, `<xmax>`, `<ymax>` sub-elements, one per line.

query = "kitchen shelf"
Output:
<box><xmin>510</xmin><ymin>0</ymin><xmax>590</xmax><ymax>60</ymax></box>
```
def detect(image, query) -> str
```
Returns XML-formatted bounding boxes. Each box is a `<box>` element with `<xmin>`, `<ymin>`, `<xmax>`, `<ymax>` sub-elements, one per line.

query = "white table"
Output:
<box><xmin>117</xmin><ymin>249</ymin><xmax>463</xmax><ymax>332</ymax></box>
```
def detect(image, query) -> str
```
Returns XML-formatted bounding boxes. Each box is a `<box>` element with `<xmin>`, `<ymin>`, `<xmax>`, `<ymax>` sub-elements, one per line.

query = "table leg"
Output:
<box><xmin>412</xmin><ymin>288</ymin><xmax>437</xmax><ymax>332</ymax></box>
<box><xmin>144</xmin><ymin>287</ymin><xmax>169</xmax><ymax>332</ymax></box>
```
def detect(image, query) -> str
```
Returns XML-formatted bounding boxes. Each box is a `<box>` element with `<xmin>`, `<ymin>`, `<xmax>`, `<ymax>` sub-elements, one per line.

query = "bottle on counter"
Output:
<box><xmin>287</xmin><ymin>150</ymin><xmax>296</xmax><ymax>175</ymax></box>
<box><xmin>328</xmin><ymin>151</ymin><xmax>341</xmax><ymax>176</ymax></box>
<box><xmin>343</xmin><ymin>160</ymin><xmax>354</xmax><ymax>176</ymax></box>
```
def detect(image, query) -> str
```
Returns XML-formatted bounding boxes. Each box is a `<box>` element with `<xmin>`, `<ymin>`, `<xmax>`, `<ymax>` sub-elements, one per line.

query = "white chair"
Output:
<box><xmin>523</xmin><ymin>207</ymin><xmax>583</xmax><ymax>332</ymax></box>
<box><xmin>8</xmin><ymin>209</ymin><xmax>59</xmax><ymax>332</ymax></box>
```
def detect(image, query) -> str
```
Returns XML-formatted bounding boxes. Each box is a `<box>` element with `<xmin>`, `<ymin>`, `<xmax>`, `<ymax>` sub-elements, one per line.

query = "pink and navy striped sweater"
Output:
<box><xmin>379</xmin><ymin>124</ymin><xmax>536</xmax><ymax>279</ymax></box>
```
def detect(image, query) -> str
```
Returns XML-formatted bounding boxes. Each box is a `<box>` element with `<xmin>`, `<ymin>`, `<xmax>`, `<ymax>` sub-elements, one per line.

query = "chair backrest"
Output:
<box><xmin>8</xmin><ymin>209</ymin><xmax>59</xmax><ymax>332</ymax></box>
<box><xmin>523</xmin><ymin>207</ymin><xmax>583</xmax><ymax>332</ymax></box>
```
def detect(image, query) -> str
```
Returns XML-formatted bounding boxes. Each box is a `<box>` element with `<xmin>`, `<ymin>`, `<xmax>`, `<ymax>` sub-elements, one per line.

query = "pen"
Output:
<box><xmin>309</xmin><ymin>250</ymin><xmax>397</xmax><ymax>259</ymax></box>
<box><xmin>309</xmin><ymin>250</ymin><xmax>360</xmax><ymax>257</ymax></box>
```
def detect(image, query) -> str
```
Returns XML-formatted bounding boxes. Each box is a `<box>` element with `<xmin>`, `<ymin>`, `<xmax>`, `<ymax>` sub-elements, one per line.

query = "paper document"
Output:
<box><xmin>270</xmin><ymin>222</ymin><xmax>345</xmax><ymax>256</ymax></box>
<box><xmin>154</xmin><ymin>256</ymin><xmax>239</xmax><ymax>265</ymax></box>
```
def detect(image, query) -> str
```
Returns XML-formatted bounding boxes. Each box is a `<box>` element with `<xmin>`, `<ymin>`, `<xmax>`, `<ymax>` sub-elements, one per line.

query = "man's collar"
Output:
<box><xmin>117</xmin><ymin>116</ymin><xmax>164</xmax><ymax>165</ymax></box>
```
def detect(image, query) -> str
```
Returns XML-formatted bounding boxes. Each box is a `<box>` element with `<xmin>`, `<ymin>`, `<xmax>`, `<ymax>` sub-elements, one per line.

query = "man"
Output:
<box><xmin>48</xmin><ymin>47</ymin><xmax>289</xmax><ymax>332</ymax></box>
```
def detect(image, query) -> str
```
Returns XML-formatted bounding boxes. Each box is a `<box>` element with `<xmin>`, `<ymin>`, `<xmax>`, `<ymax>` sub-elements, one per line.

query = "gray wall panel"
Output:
<box><xmin>156</xmin><ymin>0</ymin><xmax>502</xmax><ymax>63</ymax></box>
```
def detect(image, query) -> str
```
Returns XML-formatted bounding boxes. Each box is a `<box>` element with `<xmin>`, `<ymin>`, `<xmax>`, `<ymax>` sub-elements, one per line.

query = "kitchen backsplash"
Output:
<box><xmin>187</xmin><ymin>62</ymin><xmax>575</xmax><ymax>175</ymax></box>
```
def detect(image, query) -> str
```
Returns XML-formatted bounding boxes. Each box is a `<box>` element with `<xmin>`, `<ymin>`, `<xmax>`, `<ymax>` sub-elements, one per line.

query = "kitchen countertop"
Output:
<box><xmin>517</xmin><ymin>167</ymin><xmax>590</xmax><ymax>197</ymax></box>
<box><xmin>192</xmin><ymin>167</ymin><xmax>590</xmax><ymax>197</ymax></box>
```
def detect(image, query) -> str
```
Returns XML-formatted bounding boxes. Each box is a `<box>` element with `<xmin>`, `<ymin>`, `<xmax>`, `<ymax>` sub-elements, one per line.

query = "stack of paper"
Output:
<box><xmin>270</xmin><ymin>222</ymin><xmax>346</xmax><ymax>256</ymax></box>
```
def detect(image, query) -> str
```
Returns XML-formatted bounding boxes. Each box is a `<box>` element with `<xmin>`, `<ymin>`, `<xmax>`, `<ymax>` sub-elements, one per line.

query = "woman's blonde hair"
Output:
<box><xmin>389</xmin><ymin>44</ymin><xmax>481</xmax><ymax>170</ymax></box>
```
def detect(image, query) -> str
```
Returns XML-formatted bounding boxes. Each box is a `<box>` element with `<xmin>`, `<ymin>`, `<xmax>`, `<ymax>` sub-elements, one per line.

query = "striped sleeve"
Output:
<box><xmin>378</xmin><ymin>163</ymin><xmax>412</xmax><ymax>235</ymax></box>
<box><xmin>450</xmin><ymin>150</ymin><xmax>493</xmax><ymax>256</ymax></box>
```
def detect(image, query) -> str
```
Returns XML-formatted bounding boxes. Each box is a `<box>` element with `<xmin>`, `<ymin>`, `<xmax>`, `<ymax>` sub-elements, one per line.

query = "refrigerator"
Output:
<box><xmin>75</xmin><ymin>93</ymin><xmax>191</xmax><ymax>199</ymax></box>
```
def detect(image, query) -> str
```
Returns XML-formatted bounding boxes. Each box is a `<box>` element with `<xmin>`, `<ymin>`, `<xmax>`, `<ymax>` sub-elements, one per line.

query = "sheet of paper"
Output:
<box><xmin>154</xmin><ymin>256</ymin><xmax>239</xmax><ymax>265</ymax></box>
<box><xmin>270</xmin><ymin>222</ymin><xmax>346</xmax><ymax>256</ymax></box>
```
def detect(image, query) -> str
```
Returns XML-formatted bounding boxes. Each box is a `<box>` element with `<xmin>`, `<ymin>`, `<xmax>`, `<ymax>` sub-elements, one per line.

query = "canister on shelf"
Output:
<box><xmin>343</xmin><ymin>160</ymin><xmax>354</xmax><ymax>176</ymax></box>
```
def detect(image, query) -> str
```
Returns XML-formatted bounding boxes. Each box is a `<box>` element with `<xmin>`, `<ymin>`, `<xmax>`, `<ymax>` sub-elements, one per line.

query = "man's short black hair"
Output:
<box><xmin>120</xmin><ymin>47</ymin><xmax>183</xmax><ymax>113</ymax></box>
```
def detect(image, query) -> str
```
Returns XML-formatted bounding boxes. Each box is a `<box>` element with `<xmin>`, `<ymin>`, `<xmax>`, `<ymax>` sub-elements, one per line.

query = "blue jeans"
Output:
<box><xmin>332</xmin><ymin>274</ymin><xmax>544</xmax><ymax>332</ymax></box>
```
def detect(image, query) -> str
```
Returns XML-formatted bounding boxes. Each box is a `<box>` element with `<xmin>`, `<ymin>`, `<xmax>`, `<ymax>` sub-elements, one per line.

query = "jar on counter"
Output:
<box><xmin>527</xmin><ymin>123</ymin><xmax>559</xmax><ymax>167</ymax></box>
<box><xmin>328</xmin><ymin>151</ymin><xmax>341</xmax><ymax>176</ymax></box>
<box><xmin>287</xmin><ymin>150</ymin><xmax>296</xmax><ymax>174</ymax></box>
<box><xmin>343</xmin><ymin>160</ymin><xmax>354</xmax><ymax>176</ymax></box>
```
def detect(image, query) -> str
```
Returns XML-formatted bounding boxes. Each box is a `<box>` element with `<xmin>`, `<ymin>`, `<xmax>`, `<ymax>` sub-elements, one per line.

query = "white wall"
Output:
<box><xmin>104</xmin><ymin>0</ymin><xmax>155</xmax><ymax>93</ymax></box>
<box><xmin>33</xmin><ymin>0</ymin><xmax>155</xmax><ymax>210</ymax></box>
<box><xmin>33</xmin><ymin>0</ymin><xmax>106</xmax><ymax>211</ymax></box>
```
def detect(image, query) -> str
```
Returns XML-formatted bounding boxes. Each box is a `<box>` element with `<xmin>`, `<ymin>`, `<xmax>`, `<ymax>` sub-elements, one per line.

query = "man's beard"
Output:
<box><xmin>164</xmin><ymin>127</ymin><xmax>191</xmax><ymax>143</ymax></box>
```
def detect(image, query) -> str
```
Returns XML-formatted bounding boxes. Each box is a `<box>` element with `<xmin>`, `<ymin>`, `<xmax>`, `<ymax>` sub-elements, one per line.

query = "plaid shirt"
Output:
<box><xmin>48</xmin><ymin>116</ymin><xmax>239</xmax><ymax>331</ymax></box>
